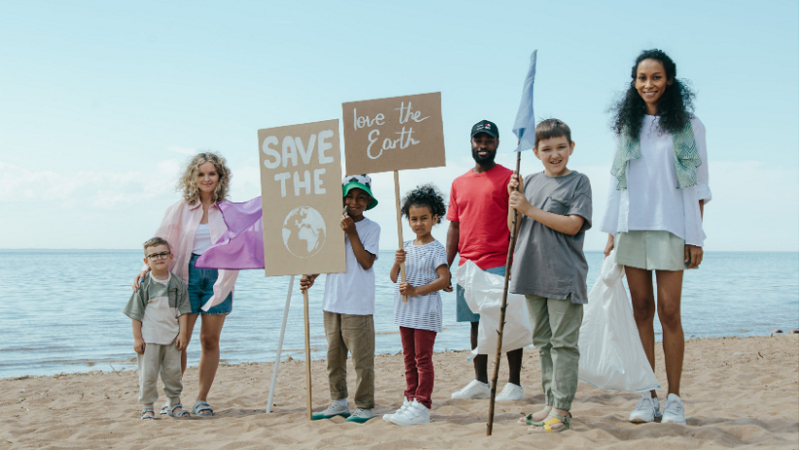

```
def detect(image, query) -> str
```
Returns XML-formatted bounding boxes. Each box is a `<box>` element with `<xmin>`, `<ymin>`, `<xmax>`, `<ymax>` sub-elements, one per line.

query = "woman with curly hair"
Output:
<box><xmin>132</xmin><ymin>152</ymin><xmax>239</xmax><ymax>417</ymax></box>
<box><xmin>602</xmin><ymin>49</ymin><xmax>712</xmax><ymax>425</ymax></box>
<box><xmin>384</xmin><ymin>184</ymin><xmax>450</xmax><ymax>426</ymax></box>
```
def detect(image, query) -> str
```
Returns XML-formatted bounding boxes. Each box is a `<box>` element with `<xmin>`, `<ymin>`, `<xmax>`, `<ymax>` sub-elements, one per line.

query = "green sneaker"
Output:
<box><xmin>344</xmin><ymin>408</ymin><xmax>375</xmax><ymax>423</ymax></box>
<box><xmin>312</xmin><ymin>402</ymin><xmax>350</xmax><ymax>420</ymax></box>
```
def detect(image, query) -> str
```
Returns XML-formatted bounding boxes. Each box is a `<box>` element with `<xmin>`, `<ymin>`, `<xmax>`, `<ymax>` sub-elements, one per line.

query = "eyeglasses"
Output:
<box><xmin>146</xmin><ymin>251</ymin><xmax>171</xmax><ymax>260</ymax></box>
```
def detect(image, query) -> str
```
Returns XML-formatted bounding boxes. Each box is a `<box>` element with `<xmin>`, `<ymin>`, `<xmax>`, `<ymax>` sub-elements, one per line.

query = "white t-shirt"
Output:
<box><xmin>601</xmin><ymin>115</ymin><xmax>712</xmax><ymax>246</ymax></box>
<box><xmin>393</xmin><ymin>240</ymin><xmax>447</xmax><ymax>332</ymax></box>
<box><xmin>141</xmin><ymin>273</ymin><xmax>181</xmax><ymax>345</ymax></box>
<box><xmin>322</xmin><ymin>217</ymin><xmax>381</xmax><ymax>316</ymax></box>
<box><xmin>192</xmin><ymin>223</ymin><xmax>212</xmax><ymax>254</ymax></box>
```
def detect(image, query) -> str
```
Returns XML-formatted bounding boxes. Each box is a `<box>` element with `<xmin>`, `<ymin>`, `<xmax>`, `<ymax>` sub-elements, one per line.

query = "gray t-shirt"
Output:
<box><xmin>509</xmin><ymin>170</ymin><xmax>592</xmax><ymax>304</ymax></box>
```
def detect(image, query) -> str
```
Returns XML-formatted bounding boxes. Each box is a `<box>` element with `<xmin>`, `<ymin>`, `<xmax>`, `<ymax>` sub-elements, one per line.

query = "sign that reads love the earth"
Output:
<box><xmin>342</xmin><ymin>92</ymin><xmax>445</xmax><ymax>175</ymax></box>
<box><xmin>258</xmin><ymin>119</ymin><xmax>346</xmax><ymax>277</ymax></box>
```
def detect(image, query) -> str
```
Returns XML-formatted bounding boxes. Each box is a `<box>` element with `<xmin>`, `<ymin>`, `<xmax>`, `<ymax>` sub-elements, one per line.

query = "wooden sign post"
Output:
<box><xmin>258</xmin><ymin>119</ymin><xmax>347</xmax><ymax>420</ymax></box>
<box><xmin>342</xmin><ymin>93</ymin><xmax>446</xmax><ymax>301</ymax></box>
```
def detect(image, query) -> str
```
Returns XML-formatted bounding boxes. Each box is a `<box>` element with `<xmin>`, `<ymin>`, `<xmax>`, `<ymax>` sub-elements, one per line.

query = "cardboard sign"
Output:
<box><xmin>342</xmin><ymin>92</ymin><xmax>445</xmax><ymax>175</ymax></box>
<box><xmin>258</xmin><ymin>120</ymin><xmax>346</xmax><ymax>277</ymax></box>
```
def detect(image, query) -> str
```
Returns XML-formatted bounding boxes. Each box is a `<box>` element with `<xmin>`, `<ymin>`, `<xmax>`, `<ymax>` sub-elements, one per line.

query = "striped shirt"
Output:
<box><xmin>393</xmin><ymin>240</ymin><xmax>448</xmax><ymax>332</ymax></box>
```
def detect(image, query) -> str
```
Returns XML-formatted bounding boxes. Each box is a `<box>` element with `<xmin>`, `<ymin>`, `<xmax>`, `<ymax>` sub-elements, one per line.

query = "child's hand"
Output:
<box><xmin>300</xmin><ymin>274</ymin><xmax>319</xmax><ymax>292</ymax></box>
<box><xmin>443</xmin><ymin>271</ymin><xmax>454</xmax><ymax>292</ymax></box>
<box><xmin>507</xmin><ymin>174</ymin><xmax>523</xmax><ymax>195</ymax></box>
<box><xmin>398</xmin><ymin>282</ymin><xmax>417</xmax><ymax>297</ymax></box>
<box><xmin>509</xmin><ymin>191</ymin><xmax>531</xmax><ymax>214</ymax></box>
<box><xmin>176</xmin><ymin>333</ymin><xmax>189</xmax><ymax>351</ymax></box>
<box><xmin>134</xmin><ymin>337</ymin><xmax>146</xmax><ymax>354</ymax></box>
<box><xmin>340</xmin><ymin>216</ymin><xmax>356</xmax><ymax>236</ymax></box>
<box><xmin>395</xmin><ymin>249</ymin><xmax>407</xmax><ymax>264</ymax></box>
<box><xmin>132</xmin><ymin>269</ymin><xmax>150</xmax><ymax>291</ymax></box>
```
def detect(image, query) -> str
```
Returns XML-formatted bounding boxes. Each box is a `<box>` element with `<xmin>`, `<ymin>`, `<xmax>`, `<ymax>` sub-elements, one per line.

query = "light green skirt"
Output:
<box><xmin>615</xmin><ymin>231</ymin><xmax>686</xmax><ymax>271</ymax></box>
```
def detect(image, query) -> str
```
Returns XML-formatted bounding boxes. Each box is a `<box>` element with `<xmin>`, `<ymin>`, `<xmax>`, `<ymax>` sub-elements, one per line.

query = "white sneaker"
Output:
<box><xmin>629</xmin><ymin>393</ymin><xmax>661</xmax><ymax>423</ymax></box>
<box><xmin>345</xmin><ymin>407</ymin><xmax>375</xmax><ymax>423</ymax></box>
<box><xmin>383</xmin><ymin>397</ymin><xmax>411</xmax><ymax>422</ymax></box>
<box><xmin>312</xmin><ymin>401</ymin><xmax>350</xmax><ymax>420</ymax></box>
<box><xmin>661</xmin><ymin>393</ymin><xmax>686</xmax><ymax>425</ymax></box>
<box><xmin>495</xmin><ymin>383</ymin><xmax>524</xmax><ymax>401</ymax></box>
<box><xmin>451</xmin><ymin>380</ymin><xmax>490</xmax><ymax>399</ymax></box>
<box><xmin>390</xmin><ymin>399</ymin><xmax>430</xmax><ymax>426</ymax></box>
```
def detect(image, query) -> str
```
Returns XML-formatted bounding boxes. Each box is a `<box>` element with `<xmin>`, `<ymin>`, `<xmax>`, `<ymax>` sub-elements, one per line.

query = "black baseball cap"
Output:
<box><xmin>471</xmin><ymin>120</ymin><xmax>499</xmax><ymax>139</ymax></box>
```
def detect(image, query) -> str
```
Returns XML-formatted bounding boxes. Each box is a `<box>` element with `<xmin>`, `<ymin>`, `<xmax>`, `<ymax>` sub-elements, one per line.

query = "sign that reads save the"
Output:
<box><xmin>258</xmin><ymin>119</ymin><xmax>346</xmax><ymax>277</ymax></box>
<box><xmin>342</xmin><ymin>92</ymin><xmax>445</xmax><ymax>175</ymax></box>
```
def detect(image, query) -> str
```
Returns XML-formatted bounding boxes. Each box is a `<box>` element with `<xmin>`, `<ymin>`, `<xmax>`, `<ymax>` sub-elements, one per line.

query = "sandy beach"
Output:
<box><xmin>1</xmin><ymin>335</ymin><xmax>797</xmax><ymax>449</ymax></box>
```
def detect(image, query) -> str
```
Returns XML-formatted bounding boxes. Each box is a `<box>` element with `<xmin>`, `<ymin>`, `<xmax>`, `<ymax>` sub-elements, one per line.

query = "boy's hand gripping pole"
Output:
<box><xmin>487</xmin><ymin>152</ymin><xmax>522</xmax><ymax>436</ymax></box>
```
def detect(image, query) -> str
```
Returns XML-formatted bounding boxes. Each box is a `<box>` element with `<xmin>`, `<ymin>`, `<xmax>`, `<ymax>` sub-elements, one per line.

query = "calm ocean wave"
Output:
<box><xmin>0</xmin><ymin>250</ymin><xmax>797</xmax><ymax>378</ymax></box>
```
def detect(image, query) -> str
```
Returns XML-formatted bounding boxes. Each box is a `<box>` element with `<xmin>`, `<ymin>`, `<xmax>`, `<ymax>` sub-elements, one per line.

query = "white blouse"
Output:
<box><xmin>192</xmin><ymin>223</ymin><xmax>212</xmax><ymax>255</ymax></box>
<box><xmin>601</xmin><ymin>115</ymin><xmax>712</xmax><ymax>247</ymax></box>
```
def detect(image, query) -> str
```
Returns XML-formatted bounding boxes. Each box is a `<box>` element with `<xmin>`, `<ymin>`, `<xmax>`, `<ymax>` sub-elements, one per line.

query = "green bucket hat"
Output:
<box><xmin>342</xmin><ymin>174</ymin><xmax>378</xmax><ymax>210</ymax></box>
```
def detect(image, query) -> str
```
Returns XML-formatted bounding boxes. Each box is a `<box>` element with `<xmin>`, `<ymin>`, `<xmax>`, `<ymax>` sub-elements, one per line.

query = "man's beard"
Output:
<box><xmin>472</xmin><ymin>148</ymin><xmax>496</xmax><ymax>165</ymax></box>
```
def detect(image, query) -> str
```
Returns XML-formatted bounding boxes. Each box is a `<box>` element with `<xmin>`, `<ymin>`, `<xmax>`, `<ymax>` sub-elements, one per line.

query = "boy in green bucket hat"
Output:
<box><xmin>300</xmin><ymin>174</ymin><xmax>381</xmax><ymax>423</ymax></box>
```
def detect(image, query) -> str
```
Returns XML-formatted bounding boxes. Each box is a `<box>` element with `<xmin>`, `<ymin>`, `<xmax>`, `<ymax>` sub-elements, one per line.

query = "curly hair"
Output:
<box><xmin>611</xmin><ymin>49</ymin><xmax>696</xmax><ymax>138</ymax></box>
<box><xmin>401</xmin><ymin>184</ymin><xmax>447</xmax><ymax>223</ymax></box>
<box><xmin>177</xmin><ymin>152</ymin><xmax>232</xmax><ymax>204</ymax></box>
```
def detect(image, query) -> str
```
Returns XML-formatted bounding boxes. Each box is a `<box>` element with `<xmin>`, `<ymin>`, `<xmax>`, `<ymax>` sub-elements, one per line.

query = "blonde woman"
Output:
<box><xmin>132</xmin><ymin>152</ymin><xmax>239</xmax><ymax>417</ymax></box>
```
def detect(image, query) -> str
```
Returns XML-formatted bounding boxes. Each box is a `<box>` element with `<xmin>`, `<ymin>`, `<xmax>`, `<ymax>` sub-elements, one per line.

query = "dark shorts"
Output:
<box><xmin>188</xmin><ymin>253</ymin><xmax>233</xmax><ymax>315</ymax></box>
<box><xmin>456</xmin><ymin>265</ymin><xmax>505</xmax><ymax>322</ymax></box>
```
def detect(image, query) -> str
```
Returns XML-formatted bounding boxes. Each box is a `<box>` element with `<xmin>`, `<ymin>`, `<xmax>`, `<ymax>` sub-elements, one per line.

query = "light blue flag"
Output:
<box><xmin>512</xmin><ymin>50</ymin><xmax>538</xmax><ymax>153</ymax></box>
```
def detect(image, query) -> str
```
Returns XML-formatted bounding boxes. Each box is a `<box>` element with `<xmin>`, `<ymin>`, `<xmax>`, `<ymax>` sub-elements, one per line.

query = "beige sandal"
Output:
<box><xmin>528</xmin><ymin>411</ymin><xmax>570</xmax><ymax>433</ymax></box>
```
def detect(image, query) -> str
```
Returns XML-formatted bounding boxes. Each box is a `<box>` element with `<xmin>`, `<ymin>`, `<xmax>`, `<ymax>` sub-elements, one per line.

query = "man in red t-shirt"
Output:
<box><xmin>446</xmin><ymin>120</ymin><xmax>524</xmax><ymax>401</ymax></box>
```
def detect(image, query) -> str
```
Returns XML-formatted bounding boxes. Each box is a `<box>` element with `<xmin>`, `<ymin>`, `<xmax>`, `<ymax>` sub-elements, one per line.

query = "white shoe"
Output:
<box><xmin>345</xmin><ymin>407</ymin><xmax>375</xmax><ymax>423</ymax></box>
<box><xmin>451</xmin><ymin>380</ymin><xmax>490</xmax><ymax>399</ymax></box>
<box><xmin>495</xmin><ymin>383</ymin><xmax>524</xmax><ymax>401</ymax></box>
<box><xmin>629</xmin><ymin>393</ymin><xmax>661</xmax><ymax>423</ymax></box>
<box><xmin>383</xmin><ymin>397</ymin><xmax>411</xmax><ymax>422</ymax></box>
<box><xmin>661</xmin><ymin>393</ymin><xmax>686</xmax><ymax>425</ymax></box>
<box><xmin>390</xmin><ymin>399</ymin><xmax>430</xmax><ymax>426</ymax></box>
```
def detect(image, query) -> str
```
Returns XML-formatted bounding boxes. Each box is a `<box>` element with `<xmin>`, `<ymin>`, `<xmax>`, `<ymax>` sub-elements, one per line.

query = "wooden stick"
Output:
<box><xmin>301</xmin><ymin>275</ymin><xmax>313</xmax><ymax>421</ymax></box>
<box><xmin>487</xmin><ymin>152</ymin><xmax>522</xmax><ymax>436</ymax></box>
<box><xmin>266</xmin><ymin>274</ymin><xmax>295</xmax><ymax>413</ymax></box>
<box><xmin>394</xmin><ymin>170</ymin><xmax>408</xmax><ymax>302</ymax></box>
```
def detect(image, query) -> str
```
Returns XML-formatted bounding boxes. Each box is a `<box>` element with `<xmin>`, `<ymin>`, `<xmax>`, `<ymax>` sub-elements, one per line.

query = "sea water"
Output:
<box><xmin>0</xmin><ymin>250</ymin><xmax>796</xmax><ymax>378</ymax></box>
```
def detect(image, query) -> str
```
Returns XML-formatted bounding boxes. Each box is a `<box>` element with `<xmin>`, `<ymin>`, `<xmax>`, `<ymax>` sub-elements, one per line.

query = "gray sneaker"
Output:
<box><xmin>345</xmin><ymin>407</ymin><xmax>375</xmax><ymax>423</ymax></box>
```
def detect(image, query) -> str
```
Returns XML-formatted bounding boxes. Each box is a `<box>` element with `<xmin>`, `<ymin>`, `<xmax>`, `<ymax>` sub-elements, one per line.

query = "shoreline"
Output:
<box><xmin>3</xmin><ymin>332</ymin><xmax>797</xmax><ymax>381</ymax></box>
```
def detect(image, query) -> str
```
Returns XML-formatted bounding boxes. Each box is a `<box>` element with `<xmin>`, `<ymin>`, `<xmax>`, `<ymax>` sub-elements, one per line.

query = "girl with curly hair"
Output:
<box><xmin>384</xmin><ymin>184</ymin><xmax>450</xmax><ymax>426</ymax></box>
<box><xmin>601</xmin><ymin>49</ymin><xmax>712</xmax><ymax>425</ymax></box>
<box><xmin>132</xmin><ymin>152</ymin><xmax>239</xmax><ymax>418</ymax></box>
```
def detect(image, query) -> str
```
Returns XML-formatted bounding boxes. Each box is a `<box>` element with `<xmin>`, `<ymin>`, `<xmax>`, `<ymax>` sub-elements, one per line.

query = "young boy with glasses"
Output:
<box><xmin>123</xmin><ymin>237</ymin><xmax>192</xmax><ymax>419</ymax></box>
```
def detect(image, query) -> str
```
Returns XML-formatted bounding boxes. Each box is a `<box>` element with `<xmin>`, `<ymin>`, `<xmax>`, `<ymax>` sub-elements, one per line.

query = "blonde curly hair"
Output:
<box><xmin>177</xmin><ymin>152</ymin><xmax>232</xmax><ymax>204</ymax></box>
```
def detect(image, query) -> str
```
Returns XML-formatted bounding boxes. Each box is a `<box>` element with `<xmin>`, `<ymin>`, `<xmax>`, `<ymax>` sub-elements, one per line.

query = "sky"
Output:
<box><xmin>1</xmin><ymin>0</ymin><xmax>798</xmax><ymax>252</ymax></box>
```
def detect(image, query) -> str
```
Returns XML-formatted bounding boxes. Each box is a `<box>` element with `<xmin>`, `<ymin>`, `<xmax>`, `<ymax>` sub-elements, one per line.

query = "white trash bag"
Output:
<box><xmin>456</xmin><ymin>260</ymin><xmax>532</xmax><ymax>358</ymax></box>
<box><xmin>578</xmin><ymin>249</ymin><xmax>660</xmax><ymax>392</ymax></box>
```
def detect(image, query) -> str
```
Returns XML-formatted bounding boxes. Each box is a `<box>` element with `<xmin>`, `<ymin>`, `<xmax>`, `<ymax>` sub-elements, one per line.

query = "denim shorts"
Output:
<box><xmin>456</xmin><ymin>265</ymin><xmax>505</xmax><ymax>322</ymax></box>
<box><xmin>188</xmin><ymin>253</ymin><xmax>233</xmax><ymax>315</ymax></box>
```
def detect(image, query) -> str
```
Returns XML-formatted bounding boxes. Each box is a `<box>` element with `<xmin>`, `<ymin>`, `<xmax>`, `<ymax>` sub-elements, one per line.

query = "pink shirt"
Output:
<box><xmin>146</xmin><ymin>200</ymin><xmax>239</xmax><ymax>311</ymax></box>
<box><xmin>446</xmin><ymin>164</ymin><xmax>513</xmax><ymax>270</ymax></box>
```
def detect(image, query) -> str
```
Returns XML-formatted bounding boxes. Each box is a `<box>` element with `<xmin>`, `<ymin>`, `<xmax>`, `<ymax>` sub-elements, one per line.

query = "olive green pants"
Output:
<box><xmin>525</xmin><ymin>295</ymin><xmax>583</xmax><ymax>410</ymax></box>
<box><xmin>323</xmin><ymin>311</ymin><xmax>375</xmax><ymax>409</ymax></box>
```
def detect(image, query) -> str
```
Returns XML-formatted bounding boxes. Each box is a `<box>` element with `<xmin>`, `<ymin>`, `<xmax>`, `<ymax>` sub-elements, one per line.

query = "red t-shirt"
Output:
<box><xmin>447</xmin><ymin>164</ymin><xmax>512</xmax><ymax>270</ymax></box>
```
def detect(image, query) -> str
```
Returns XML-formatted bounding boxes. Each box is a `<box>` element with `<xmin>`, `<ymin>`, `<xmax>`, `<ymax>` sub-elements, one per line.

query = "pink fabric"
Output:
<box><xmin>400</xmin><ymin>326</ymin><xmax>437</xmax><ymax>409</ymax></box>
<box><xmin>446</xmin><ymin>165</ymin><xmax>513</xmax><ymax>270</ymax></box>
<box><xmin>146</xmin><ymin>200</ymin><xmax>239</xmax><ymax>311</ymax></box>
<box><xmin>195</xmin><ymin>197</ymin><xmax>265</xmax><ymax>270</ymax></box>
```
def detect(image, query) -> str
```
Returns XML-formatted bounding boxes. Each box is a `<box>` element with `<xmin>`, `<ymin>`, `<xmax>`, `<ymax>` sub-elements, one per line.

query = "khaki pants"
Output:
<box><xmin>137</xmin><ymin>338</ymin><xmax>183</xmax><ymax>410</ymax></box>
<box><xmin>323</xmin><ymin>311</ymin><xmax>375</xmax><ymax>409</ymax></box>
<box><xmin>525</xmin><ymin>295</ymin><xmax>583</xmax><ymax>410</ymax></box>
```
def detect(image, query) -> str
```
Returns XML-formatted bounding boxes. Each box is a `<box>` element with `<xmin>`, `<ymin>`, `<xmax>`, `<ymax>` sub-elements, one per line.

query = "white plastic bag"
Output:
<box><xmin>456</xmin><ymin>260</ymin><xmax>533</xmax><ymax>358</ymax></box>
<box><xmin>578</xmin><ymin>249</ymin><xmax>660</xmax><ymax>392</ymax></box>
